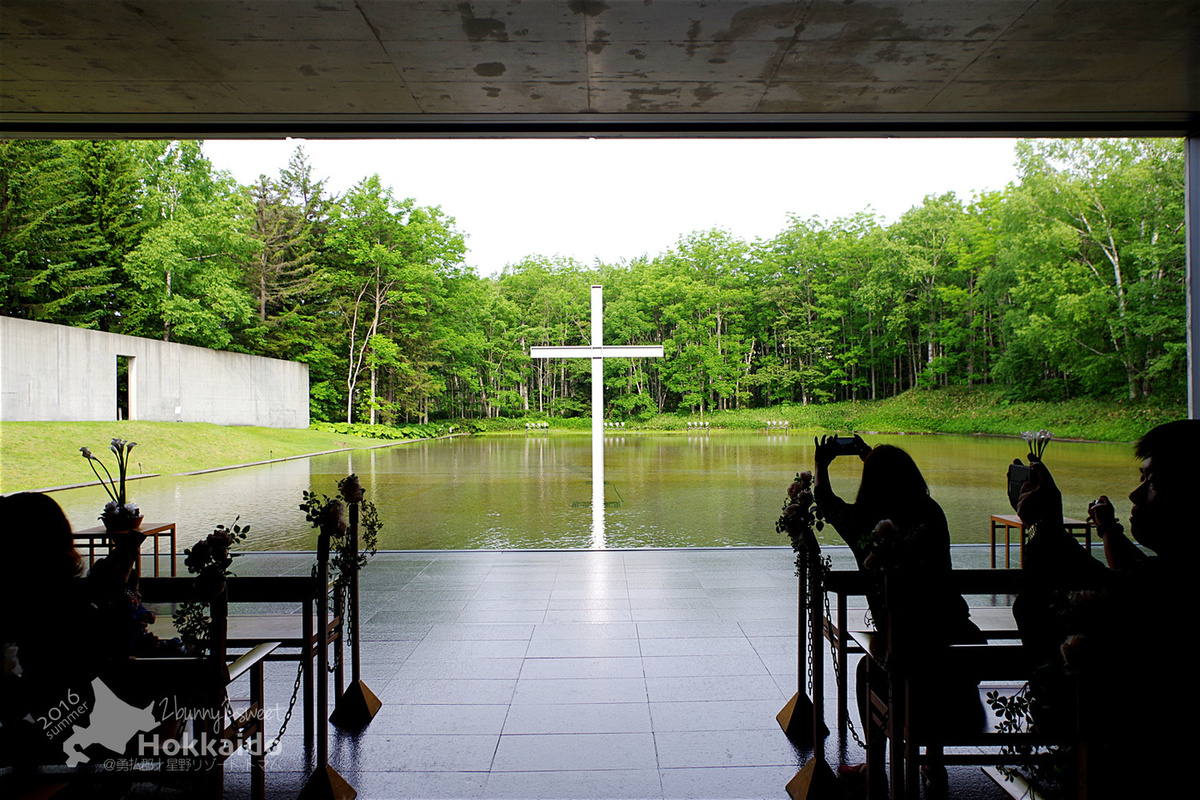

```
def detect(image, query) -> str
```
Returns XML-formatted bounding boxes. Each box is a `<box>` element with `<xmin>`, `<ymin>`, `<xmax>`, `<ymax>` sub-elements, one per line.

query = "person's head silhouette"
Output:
<box><xmin>1128</xmin><ymin>419</ymin><xmax>1199</xmax><ymax>557</ymax></box>
<box><xmin>1</xmin><ymin>492</ymin><xmax>80</xmax><ymax>585</ymax></box>
<box><xmin>855</xmin><ymin>444</ymin><xmax>930</xmax><ymax>517</ymax></box>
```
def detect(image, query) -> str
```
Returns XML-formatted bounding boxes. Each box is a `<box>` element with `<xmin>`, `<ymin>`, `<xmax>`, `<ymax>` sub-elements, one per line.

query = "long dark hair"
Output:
<box><xmin>854</xmin><ymin>445</ymin><xmax>930</xmax><ymax>519</ymax></box>
<box><xmin>1</xmin><ymin>492</ymin><xmax>81</xmax><ymax>582</ymax></box>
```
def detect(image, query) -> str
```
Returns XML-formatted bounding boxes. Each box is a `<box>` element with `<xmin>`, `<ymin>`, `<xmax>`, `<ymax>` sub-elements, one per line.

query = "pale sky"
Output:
<box><xmin>203</xmin><ymin>138</ymin><xmax>1021</xmax><ymax>277</ymax></box>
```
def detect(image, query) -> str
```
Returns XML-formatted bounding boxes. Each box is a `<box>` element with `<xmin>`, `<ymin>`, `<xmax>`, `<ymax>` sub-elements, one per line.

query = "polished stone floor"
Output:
<box><xmin>198</xmin><ymin>546</ymin><xmax>1019</xmax><ymax>800</ymax></box>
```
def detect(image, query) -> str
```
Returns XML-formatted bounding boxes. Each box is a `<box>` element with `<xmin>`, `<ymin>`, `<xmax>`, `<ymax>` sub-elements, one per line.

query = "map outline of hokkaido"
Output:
<box><xmin>63</xmin><ymin>676</ymin><xmax>158</xmax><ymax>767</ymax></box>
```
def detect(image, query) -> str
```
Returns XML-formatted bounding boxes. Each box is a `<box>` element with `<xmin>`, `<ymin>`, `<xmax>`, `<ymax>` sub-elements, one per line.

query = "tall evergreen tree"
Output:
<box><xmin>0</xmin><ymin>140</ymin><xmax>114</xmax><ymax>326</ymax></box>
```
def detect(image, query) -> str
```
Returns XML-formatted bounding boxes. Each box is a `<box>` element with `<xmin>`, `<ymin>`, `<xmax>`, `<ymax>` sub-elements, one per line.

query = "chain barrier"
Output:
<box><xmin>817</xmin><ymin>555</ymin><xmax>881</xmax><ymax>750</ymax></box>
<box><xmin>265</xmin><ymin>657</ymin><xmax>305</xmax><ymax>755</ymax></box>
<box><xmin>348</xmin><ymin>580</ymin><xmax>357</xmax><ymax>651</ymax></box>
<box><xmin>804</xmin><ymin>546</ymin><xmax>817</xmax><ymax>700</ymax></box>
<box><xmin>215</xmin><ymin>649</ymin><xmax>303</xmax><ymax>757</ymax></box>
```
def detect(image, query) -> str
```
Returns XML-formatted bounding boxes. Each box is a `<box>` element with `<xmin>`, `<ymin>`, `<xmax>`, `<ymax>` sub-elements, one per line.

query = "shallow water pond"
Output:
<box><xmin>46</xmin><ymin>432</ymin><xmax>1138</xmax><ymax>552</ymax></box>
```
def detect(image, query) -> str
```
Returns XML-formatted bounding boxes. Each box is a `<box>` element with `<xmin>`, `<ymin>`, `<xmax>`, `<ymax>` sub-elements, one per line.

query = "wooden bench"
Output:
<box><xmin>137</xmin><ymin>579</ymin><xmax>279</xmax><ymax>800</ymax></box>
<box><xmin>852</xmin><ymin>572</ymin><xmax>1087</xmax><ymax>800</ymax></box>
<box><xmin>822</xmin><ymin>567</ymin><xmax>1023</xmax><ymax>728</ymax></box>
<box><xmin>144</xmin><ymin>573</ymin><xmax>343</xmax><ymax>749</ymax></box>
<box><xmin>142</xmin><ymin>512</ymin><xmax>345</xmax><ymax>751</ymax></box>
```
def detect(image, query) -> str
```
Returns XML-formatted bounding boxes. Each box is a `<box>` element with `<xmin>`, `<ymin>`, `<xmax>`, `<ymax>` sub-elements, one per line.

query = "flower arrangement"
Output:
<box><xmin>172</xmin><ymin>519</ymin><xmax>249</xmax><ymax>656</ymax></box>
<box><xmin>299</xmin><ymin>474</ymin><xmax>380</xmax><ymax>596</ymax></box>
<box><xmin>1021</xmin><ymin>429</ymin><xmax>1053</xmax><ymax>462</ymax></box>
<box><xmin>80</xmin><ymin>438</ymin><xmax>141</xmax><ymax>530</ymax></box>
<box><xmin>776</xmin><ymin>471</ymin><xmax>824</xmax><ymax>577</ymax></box>
<box><xmin>858</xmin><ymin>518</ymin><xmax>928</xmax><ymax>573</ymax></box>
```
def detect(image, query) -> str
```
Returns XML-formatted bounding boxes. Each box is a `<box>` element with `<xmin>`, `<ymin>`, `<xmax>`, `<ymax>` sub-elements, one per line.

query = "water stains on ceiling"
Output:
<box><xmin>1</xmin><ymin>0</ymin><xmax>1196</xmax><ymax>131</ymax></box>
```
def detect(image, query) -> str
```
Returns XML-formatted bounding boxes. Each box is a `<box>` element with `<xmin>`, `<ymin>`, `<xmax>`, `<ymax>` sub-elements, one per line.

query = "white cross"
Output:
<box><xmin>531</xmin><ymin>285</ymin><xmax>664</xmax><ymax>547</ymax></box>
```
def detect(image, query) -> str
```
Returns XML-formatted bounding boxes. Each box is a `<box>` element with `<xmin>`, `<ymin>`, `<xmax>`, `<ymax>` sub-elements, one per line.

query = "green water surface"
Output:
<box><xmin>47</xmin><ymin>432</ymin><xmax>1139</xmax><ymax>551</ymax></box>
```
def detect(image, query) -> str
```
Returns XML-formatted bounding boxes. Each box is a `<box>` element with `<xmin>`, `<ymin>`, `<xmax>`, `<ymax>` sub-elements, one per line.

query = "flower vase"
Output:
<box><xmin>102</xmin><ymin>511</ymin><xmax>143</xmax><ymax>533</ymax></box>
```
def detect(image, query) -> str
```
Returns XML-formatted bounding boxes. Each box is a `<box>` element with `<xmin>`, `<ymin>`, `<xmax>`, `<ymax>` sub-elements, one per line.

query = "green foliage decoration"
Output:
<box><xmin>985</xmin><ymin>683</ymin><xmax>1069</xmax><ymax>795</ymax></box>
<box><xmin>298</xmin><ymin>474</ymin><xmax>381</xmax><ymax>601</ymax></box>
<box><xmin>776</xmin><ymin>471</ymin><xmax>824</xmax><ymax>578</ymax></box>
<box><xmin>172</xmin><ymin>519</ymin><xmax>249</xmax><ymax>656</ymax></box>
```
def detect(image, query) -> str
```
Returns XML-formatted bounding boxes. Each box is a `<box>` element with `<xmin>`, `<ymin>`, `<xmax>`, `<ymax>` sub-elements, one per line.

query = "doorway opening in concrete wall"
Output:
<box><xmin>116</xmin><ymin>355</ymin><xmax>134</xmax><ymax>421</ymax></box>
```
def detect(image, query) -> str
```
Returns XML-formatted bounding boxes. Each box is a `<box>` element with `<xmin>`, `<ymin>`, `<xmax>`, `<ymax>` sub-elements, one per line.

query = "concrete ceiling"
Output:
<box><xmin>2</xmin><ymin>0</ymin><xmax>1198</xmax><ymax>137</ymax></box>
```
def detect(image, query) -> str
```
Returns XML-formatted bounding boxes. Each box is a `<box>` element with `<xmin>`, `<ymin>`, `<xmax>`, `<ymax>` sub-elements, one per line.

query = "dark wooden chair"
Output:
<box><xmin>143</xmin><ymin>535</ymin><xmax>343</xmax><ymax>748</ymax></box>
<box><xmin>133</xmin><ymin>579</ymin><xmax>280</xmax><ymax>800</ymax></box>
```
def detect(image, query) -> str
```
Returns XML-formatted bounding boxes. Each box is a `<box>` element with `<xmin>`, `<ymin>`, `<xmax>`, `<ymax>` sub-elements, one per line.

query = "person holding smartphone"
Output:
<box><xmin>813</xmin><ymin>434</ymin><xmax>980</xmax><ymax>643</ymax></box>
<box><xmin>1013</xmin><ymin>420</ymin><xmax>1195</xmax><ymax>798</ymax></box>
<box><xmin>813</xmin><ymin>435</ymin><xmax>984</xmax><ymax>788</ymax></box>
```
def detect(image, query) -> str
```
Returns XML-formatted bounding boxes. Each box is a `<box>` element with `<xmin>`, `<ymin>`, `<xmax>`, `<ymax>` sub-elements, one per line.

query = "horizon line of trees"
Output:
<box><xmin>0</xmin><ymin>138</ymin><xmax>1187</xmax><ymax>423</ymax></box>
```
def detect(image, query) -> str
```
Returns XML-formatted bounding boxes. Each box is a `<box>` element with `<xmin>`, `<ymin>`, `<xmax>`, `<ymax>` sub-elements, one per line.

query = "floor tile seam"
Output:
<box><xmin>486</xmin><ymin>766</ymin><xmax>662</xmax><ymax>774</ymax></box>
<box><xmin>511</xmin><ymin>676</ymin><xmax>652</xmax><ymax>690</ymax></box>
<box><xmin>517</xmin><ymin>625</ymin><xmax>535</xmax><ymax>662</ymax></box>
<box><xmin>494</xmin><ymin>730</ymin><xmax>656</xmax><ymax>738</ymax></box>
<box><xmin>484</xmin><ymin>703</ymin><xmax>510</xmax><ymax>775</ymax></box>
<box><xmin>411</xmin><ymin>555</ymin><xmax>461</xmax><ymax>587</ymax></box>
<box><xmin>372</xmin><ymin>568</ymin><xmax>423</xmax><ymax>594</ymax></box>
<box><xmin>459</xmin><ymin>599</ymin><xmax>554</xmax><ymax>611</ymax></box>
<box><xmin>619</xmin><ymin>550</ymin><xmax>634</xmax><ymax>605</ymax></box>
<box><xmin>400</xmin><ymin>655</ymin><xmax>527</xmax><ymax>667</ymax></box>
<box><xmin>738</xmin><ymin>620</ymin><xmax>787</xmax><ymax>677</ymax></box>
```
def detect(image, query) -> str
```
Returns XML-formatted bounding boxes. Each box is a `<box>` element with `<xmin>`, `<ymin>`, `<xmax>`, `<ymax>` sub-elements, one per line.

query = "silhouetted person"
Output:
<box><xmin>0</xmin><ymin>493</ymin><xmax>103</xmax><ymax>764</ymax></box>
<box><xmin>1014</xmin><ymin>420</ymin><xmax>1195</xmax><ymax>798</ymax></box>
<box><xmin>814</xmin><ymin>436</ymin><xmax>984</xmax><ymax>788</ymax></box>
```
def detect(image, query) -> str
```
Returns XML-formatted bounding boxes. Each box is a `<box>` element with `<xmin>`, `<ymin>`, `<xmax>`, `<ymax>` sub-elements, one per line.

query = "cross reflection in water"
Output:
<box><xmin>530</xmin><ymin>285</ymin><xmax>663</xmax><ymax>548</ymax></box>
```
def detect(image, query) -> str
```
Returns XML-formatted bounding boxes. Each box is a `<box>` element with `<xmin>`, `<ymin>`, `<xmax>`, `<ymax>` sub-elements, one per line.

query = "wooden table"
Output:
<box><xmin>989</xmin><ymin>514</ymin><xmax>1091</xmax><ymax>568</ymax></box>
<box><xmin>73</xmin><ymin>521</ymin><xmax>178</xmax><ymax>576</ymax></box>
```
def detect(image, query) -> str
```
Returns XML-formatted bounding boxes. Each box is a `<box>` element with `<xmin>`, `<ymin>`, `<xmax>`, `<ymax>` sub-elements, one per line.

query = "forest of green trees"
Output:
<box><xmin>0</xmin><ymin>138</ymin><xmax>1186</xmax><ymax>424</ymax></box>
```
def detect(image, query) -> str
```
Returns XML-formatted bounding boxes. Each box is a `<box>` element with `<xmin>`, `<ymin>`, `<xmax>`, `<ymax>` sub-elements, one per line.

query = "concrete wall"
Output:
<box><xmin>0</xmin><ymin>317</ymin><xmax>309</xmax><ymax>428</ymax></box>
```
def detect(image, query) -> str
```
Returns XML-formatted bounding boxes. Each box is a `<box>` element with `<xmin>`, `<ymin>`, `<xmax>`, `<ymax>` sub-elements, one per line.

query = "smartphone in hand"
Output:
<box><xmin>1006</xmin><ymin>462</ymin><xmax>1031</xmax><ymax>511</ymax></box>
<box><xmin>835</xmin><ymin>436</ymin><xmax>860</xmax><ymax>456</ymax></box>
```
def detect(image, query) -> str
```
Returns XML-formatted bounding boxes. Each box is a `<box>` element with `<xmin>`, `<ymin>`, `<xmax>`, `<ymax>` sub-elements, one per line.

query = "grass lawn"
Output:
<box><xmin>0</xmin><ymin>421</ymin><xmax>405</xmax><ymax>493</ymax></box>
<box><xmin>473</xmin><ymin>386</ymin><xmax>1186</xmax><ymax>443</ymax></box>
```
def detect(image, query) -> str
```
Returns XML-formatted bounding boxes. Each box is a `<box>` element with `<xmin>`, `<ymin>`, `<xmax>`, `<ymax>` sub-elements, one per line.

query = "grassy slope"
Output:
<box><xmin>724</xmin><ymin>386</ymin><xmax>1183</xmax><ymax>442</ymax></box>
<box><xmin>475</xmin><ymin>386</ymin><xmax>1186</xmax><ymax>443</ymax></box>
<box><xmin>0</xmin><ymin>421</ymin><xmax>401</xmax><ymax>493</ymax></box>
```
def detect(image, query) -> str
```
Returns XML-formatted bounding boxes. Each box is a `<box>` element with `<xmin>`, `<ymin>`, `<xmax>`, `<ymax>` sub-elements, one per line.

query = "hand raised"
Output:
<box><xmin>1017</xmin><ymin>461</ymin><xmax>1063</xmax><ymax>527</ymax></box>
<box><xmin>1088</xmin><ymin>495</ymin><xmax>1117</xmax><ymax>528</ymax></box>
<box><xmin>853</xmin><ymin>434</ymin><xmax>871</xmax><ymax>461</ymax></box>
<box><xmin>814</xmin><ymin>435</ymin><xmax>840</xmax><ymax>467</ymax></box>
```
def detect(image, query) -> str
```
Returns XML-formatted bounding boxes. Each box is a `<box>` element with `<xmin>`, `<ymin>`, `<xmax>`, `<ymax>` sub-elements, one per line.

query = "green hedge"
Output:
<box><xmin>309</xmin><ymin>421</ymin><xmax>464</xmax><ymax>440</ymax></box>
